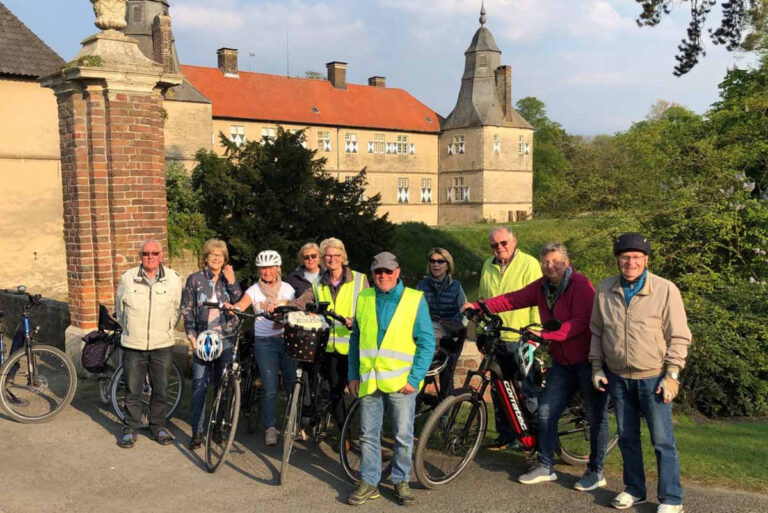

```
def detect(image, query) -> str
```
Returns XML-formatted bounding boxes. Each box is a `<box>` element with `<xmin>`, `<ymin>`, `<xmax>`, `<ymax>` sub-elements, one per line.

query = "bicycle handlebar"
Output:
<box><xmin>202</xmin><ymin>301</ymin><xmax>269</xmax><ymax>320</ymax></box>
<box><xmin>464</xmin><ymin>300</ymin><xmax>560</xmax><ymax>345</ymax></box>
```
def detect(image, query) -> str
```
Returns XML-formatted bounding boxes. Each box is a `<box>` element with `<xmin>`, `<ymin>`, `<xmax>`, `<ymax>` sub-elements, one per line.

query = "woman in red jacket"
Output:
<box><xmin>463</xmin><ymin>242</ymin><xmax>610</xmax><ymax>493</ymax></box>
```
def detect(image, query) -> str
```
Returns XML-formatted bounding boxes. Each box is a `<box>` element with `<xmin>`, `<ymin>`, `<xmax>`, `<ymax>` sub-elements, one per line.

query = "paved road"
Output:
<box><xmin>1</xmin><ymin>385</ymin><xmax>766</xmax><ymax>513</ymax></box>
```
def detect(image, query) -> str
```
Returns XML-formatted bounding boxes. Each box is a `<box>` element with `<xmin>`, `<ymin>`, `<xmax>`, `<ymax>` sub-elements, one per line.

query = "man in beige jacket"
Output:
<box><xmin>590</xmin><ymin>233</ymin><xmax>691</xmax><ymax>513</ymax></box>
<box><xmin>115</xmin><ymin>239</ymin><xmax>182</xmax><ymax>448</ymax></box>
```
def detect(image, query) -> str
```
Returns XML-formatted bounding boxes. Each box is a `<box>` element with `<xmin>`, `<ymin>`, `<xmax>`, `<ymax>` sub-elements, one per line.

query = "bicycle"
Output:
<box><xmin>0</xmin><ymin>286</ymin><xmax>77</xmax><ymax>423</ymax></box>
<box><xmin>338</xmin><ymin>323</ymin><xmax>467</xmax><ymax>484</ymax></box>
<box><xmin>412</xmin><ymin>301</ymin><xmax>619</xmax><ymax>488</ymax></box>
<box><xmin>278</xmin><ymin>302</ymin><xmax>348</xmax><ymax>485</ymax></box>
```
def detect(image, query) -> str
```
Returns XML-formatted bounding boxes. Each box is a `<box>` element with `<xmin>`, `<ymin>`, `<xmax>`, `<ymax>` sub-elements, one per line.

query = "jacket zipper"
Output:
<box><xmin>146</xmin><ymin>281</ymin><xmax>154</xmax><ymax>350</ymax></box>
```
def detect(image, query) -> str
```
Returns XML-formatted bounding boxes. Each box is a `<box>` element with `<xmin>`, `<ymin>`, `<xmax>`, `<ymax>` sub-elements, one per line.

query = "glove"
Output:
<box><xmin>657</xmin><ymin>375</ymin><xmax>679</xmax><ymax>403</ymax></box>
<box><xmin>592</xmin><ymin>369</ymin><xmax>608</xmax><ymax>391</ymax></box>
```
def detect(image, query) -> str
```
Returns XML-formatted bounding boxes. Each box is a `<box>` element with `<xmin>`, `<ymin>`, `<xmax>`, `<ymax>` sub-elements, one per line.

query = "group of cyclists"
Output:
<box><xmin>114</xmin><ymin>228</ymin><xmax>690</xmax><ymax>512</ymax></box>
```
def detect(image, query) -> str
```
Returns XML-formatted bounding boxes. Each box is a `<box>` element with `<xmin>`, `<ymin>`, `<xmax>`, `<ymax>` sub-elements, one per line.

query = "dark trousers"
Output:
<box><xmin>122</xmin><ymin>346</ymin><xmax>173</xmax><ymax>432</ymax></box>
<box><xmin>323</xmin><ymin>352</ymin><xmax>348</xmax><ymax>428</ymax></box>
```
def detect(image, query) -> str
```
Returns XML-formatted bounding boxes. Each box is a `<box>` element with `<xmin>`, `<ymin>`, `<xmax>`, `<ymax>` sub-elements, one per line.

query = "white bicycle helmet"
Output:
<box><xmin>255</xmin><ymin>250</ymin><xmax>282</xmax><ymax>267</ymax></box>
<box><xmin>195</xmin><ymin>330</ymin><xmax>223</xmax><ymax>362</ymax></box>
<box><xmin>515</xmin><ymin>340</ymin><xmax>539</xmax><ymax>377</ymax></box>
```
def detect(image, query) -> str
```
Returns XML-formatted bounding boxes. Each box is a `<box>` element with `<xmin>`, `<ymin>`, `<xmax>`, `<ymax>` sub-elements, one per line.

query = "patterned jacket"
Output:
<box><xmin>181</xmin><ymin>267</ymin><xmax>243</xmax><ymax>342</ymax></box>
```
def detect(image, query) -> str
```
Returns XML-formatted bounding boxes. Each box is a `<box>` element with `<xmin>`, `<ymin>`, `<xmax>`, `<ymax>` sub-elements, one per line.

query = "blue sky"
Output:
<box><xmin>5</xmin><ymin>0</ymin><xmax>754</xmax><ymax>135</ymax></box>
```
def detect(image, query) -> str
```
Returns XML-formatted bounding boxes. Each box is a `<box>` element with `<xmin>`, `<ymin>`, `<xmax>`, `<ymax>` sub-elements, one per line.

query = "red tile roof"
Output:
<box><xmin>180</xmin><ymin>65</ymin><xmax>440</xmax><ymax>134</ymax></box>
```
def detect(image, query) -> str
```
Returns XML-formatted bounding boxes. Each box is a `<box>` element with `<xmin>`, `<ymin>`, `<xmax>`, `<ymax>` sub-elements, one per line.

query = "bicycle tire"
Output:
<box><xmin>414</xmin><ymin>391</ymin><xmax>487</xmax><ymax>489</ymax></box>
<box><xmin>205</xmin><ymin>375</ymin><xmax>241</xmax><ymax>473</ymax></box>
<box><xmin>98</xmin><ymin>375</ymin><xmax>111</xmax><ymax>405</ymax></box>
<box><xmin>338</xmin><ymin>398</ymin><xmax>393</xmax><ymax>484</ymax></box>
<box><xmin>0</xmin><ymin>345</ymin><xmax>77</xmax><ymax>423</ymax></box>
<box><xmin>244</xmin><ymin>376</ymin><xmax>261</xmax><ymax>434</ymax></box>
<box><xmin>556</xmin><ymin>395</ymin><xmax>619</xmax><ymax>466</ymax></box>
<box><xmin>280</xmin><ymin>380</ymin><xmax>302</xmax><ymax>485</ymax></box>
<box><xmin>109</xmin><ymin>362</ymin><xmax>184</xmax><ymax>425</ymax></box>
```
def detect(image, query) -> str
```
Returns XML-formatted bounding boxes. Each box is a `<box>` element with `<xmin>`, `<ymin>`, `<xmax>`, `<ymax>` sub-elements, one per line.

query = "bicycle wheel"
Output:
<box><xmin>205</xmin><ymin>375</ymin><xmax>241</xmax><ymax>473</ymax></box>
<box><xmin>280</xmin><ymin>380</ymin><xmax>302</xmax><ymax>485</ymax></box>
<box><xmin>414</xmin><ymin>391</ymin><xmax>487</xmax><ymax>489</ymax></box>
<box><xmin>0</xmin><ymin>345</ymin><xmax>77</xmax><ymax>423</ymax></box>
<box><xmin>339</xmin><ymin>397</ymin><xmax>394</xmax><ymax>484</ymax></box>
<box><xmin>556</xmin><ymin>394</ymin><xmax>619</xmax><ymax>465</ymax></box>
<box><xmin>244</xmin><ymin>374</ymin><xmax>261</xmax><ymax>434</ymax></box>
<box><xmin>109</xmin><ymin>362</ymin><xmax>184</xmax><ymax>425</ymax></box>
<box><xmin>98</xmin><ymin>375</ymin><xmax>111</xmax><ymax>405</ymax></box>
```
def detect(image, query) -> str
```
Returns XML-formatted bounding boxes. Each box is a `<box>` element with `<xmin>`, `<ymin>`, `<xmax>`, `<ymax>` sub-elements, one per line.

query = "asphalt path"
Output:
<box><xmin>1</xmin><ymin>384</ymin><xmax>766</xmax><ymax>513</ymax></box>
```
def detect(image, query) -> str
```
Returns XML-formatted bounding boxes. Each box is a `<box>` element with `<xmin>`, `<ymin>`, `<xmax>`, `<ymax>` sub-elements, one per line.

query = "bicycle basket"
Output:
<box><xmin>81</xmin><ymin>331</ymin><xmax>111</xmax><ymax>373</ymax></box>
<box><xmin>282</xmin><ymin>311</ymin><xmax>330</xmax><ymax>363</ymax></box>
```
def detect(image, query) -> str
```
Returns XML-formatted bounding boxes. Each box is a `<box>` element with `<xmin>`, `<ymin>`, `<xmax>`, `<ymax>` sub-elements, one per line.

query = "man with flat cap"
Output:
<box><xmin>346</xmin><ymin>251</ymin><xmax>436</xmax><ymax>506</ymax></box>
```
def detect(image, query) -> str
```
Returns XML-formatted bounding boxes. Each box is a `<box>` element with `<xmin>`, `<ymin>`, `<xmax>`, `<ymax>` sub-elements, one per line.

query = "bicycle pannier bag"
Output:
<box><xmin>81</xmin><ymin>331</ymin><xmax>110</xmax><ymax>373</ymax></box>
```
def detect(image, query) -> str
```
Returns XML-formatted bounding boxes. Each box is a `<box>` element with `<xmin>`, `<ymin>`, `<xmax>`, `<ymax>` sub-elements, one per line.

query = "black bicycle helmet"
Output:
<box><xmin>613</xmin><ymin>232</ymin><xmax>651</xmax><ymax>255</ymax></box>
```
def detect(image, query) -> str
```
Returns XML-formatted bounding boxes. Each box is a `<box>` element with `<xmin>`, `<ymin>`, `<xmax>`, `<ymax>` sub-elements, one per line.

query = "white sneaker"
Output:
<box><xmin>518</xmin><ymin>464</ymin><xmax>557</xmax><ymax>484</ymax></box>
<box><xmin>265</xmin><ymin>426</ymin><xmax>279</xmax><ymax>446</ymax></box>
<box><xmin>611</xmin><ymin>491</ymin><xmax>646</xmax><ymax>510</ymax></box>
<box><xmin>657</xmin><ymin>504</ymin><xmax>684</xmax><ymax>513</ymax></box>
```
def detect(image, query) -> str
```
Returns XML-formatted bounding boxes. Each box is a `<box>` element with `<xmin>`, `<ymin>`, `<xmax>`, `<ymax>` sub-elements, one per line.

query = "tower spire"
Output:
<box><xmin>479</xmin><ymin>1</ymin><xmax>486</xmax><ymax>26</ymax></box>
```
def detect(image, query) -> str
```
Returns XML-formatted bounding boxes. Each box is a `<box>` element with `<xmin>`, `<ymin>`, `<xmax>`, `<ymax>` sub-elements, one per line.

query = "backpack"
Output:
<box><xmin>81</xmin><ymin>331</ymin><xmax>111</xmax><ymax>373</ymax></box>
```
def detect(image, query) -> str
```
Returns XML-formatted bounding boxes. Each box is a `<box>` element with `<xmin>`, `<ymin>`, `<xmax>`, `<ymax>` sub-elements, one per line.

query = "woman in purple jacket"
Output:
<box><xmin>463</xmin><ymin>242</ymin><xmax>610</xmax><ymax>493</ymax></box>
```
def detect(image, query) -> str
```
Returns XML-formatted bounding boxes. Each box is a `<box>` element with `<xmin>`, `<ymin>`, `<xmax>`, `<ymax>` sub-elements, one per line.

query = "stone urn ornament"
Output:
<box><xmin>90</xmin><ymin>0</ymin><xmax>127</xmax><ymax>31</ymax></box>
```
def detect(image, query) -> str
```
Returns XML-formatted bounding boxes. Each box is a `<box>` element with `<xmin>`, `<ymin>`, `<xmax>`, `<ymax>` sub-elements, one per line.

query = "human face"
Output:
<box><xmin>258</xmin><ymin>265</ymin><xmax>280</xmax><ymax>284</ymax></box>
<box><xmin>540</xmin><ymin>251</ymin><xmax>570</xmax><ymax>285</ymax></box>
<box><xmin>617</xmin><ymin>251</ymin><xmax>648</xmax><ymax>281</ymax></box>
<box><xmin>489</xmin><ymin>230</ymin><xmax>516</xmax><ymax>264</ymax></box>
<box><xmin>302</xmin><ymin>249</ymin><xmax>320</xmax><ymax>272</ymax></box>
<box><xmin>140</xmin><ymin>242</ymin><xmax>162</xmax><ymax>274</ymax></box>
<box><xmin>428</xmin><ymin>253</ymin><xmax>448</xmax><ymax>280</ymax></box>
<box><xmin>323</xmin><ymin>247</ymin><xmax>344</xmax><ymax>273</ymax></box>
<box><xmin>205</xmin><ymin>250</ymin><xmax>225</xmax><ymax>273</ymax></box>
<box><xmin>373</xmin><ymin>267</ymin><xmax>400</xmax><ymax>292</ymax></box>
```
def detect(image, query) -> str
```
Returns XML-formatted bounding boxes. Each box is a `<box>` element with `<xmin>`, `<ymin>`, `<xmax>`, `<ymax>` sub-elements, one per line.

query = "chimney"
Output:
<box><xmin>217</xmin><ymin>48</ymin><xmax>239</xmax><ymax>77</ymax></box>
<box><xmin>367</xmin><ymin>76</ymin><xmax>386</xmax><ymax>88</ymax></box>
<box><xmin>326</xmin><ymin>61</ymin><xmax>347</xmax><ymax>89</ymax></box>
<box><xmin>495</xmin><ymin>65</ymin><xmax>512</xmax><ymax>119</ymax></box>
<box><xmin>151</xmin><ymin>15</ymin><xmax>178</xmax><ymax>73</ymax></box>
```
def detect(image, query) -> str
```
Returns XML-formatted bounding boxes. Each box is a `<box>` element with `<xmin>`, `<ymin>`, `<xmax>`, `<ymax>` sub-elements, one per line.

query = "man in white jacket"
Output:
<box><xmin>115</xmin><ymin>239</ymin><xmax>182</xmax><ymax>448</ymax></box>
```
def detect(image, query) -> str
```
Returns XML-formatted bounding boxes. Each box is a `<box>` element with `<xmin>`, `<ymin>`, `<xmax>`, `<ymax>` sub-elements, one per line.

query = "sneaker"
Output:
<box><xmin>118</xmin><ymin>428</ymin><xmax>137</xmax><ymax>449</ymax></box>
<box><xmin>153</xmin><ymin>427</ymin><xmax>174</xmax><ymax>445</ymax></box>
<box><xmin>265</xmin><ymin>426</ymin><xmax>279</xmax><ymax>446</ymax></box>
<box><xmin>611</xmin><ymin>491</ymin><xmax>646</xmax><ymax>510</ymax></box>
<box><xmin>346</xmin><ymin>481</ymin><xmax>380</xmax><ymax>505</ymax></box>
<box><xmin>574</xmin><ymin>470</ymin><xmax>607</xmax><ymax>492</ymax></box>
<box><xmin>393</xmin><ymin>481</ymin><xmax>414</xmax><ymax>506</ymax></box>
<box><xmin>188</xmin><ymin>432</ymin><xmax>204</xmax><ymax>450</ymax></box>
<box><xmin>518</xmin><ymin>464</ymin><xmax>557</xmax><ymax>484</ymax></box>
<box><xmin>657</xmin><ymin>505</ymin><xmax>684</xmax><ymax>513</ymax></box>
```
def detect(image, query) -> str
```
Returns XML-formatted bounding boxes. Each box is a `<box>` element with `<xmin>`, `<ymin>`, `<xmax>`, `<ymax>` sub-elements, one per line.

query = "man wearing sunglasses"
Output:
<box><xmin>479</xmin><ymin>226</ymin><xmax>542</xmax><ymax>451</ymax></box>
<box><xmin>115</xmin><ymin>239</ymin><xmax>182</xmax><ymax>448</ymax></box>
<box><xmin>346</xmin><ymin>252</ymin><xmax>435</xmax><ymax>506</ymax></box>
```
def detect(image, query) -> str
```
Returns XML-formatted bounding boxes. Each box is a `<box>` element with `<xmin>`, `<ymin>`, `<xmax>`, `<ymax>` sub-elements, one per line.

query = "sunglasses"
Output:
<box><xmin>141</xmin><ymin>251</ymin><xmax>161</xmax><ymax>257</ymax></box>
<box><xmin>489</xmin><ymin>240</ymin><xmax>509</xmax><ymax>250</ymax></box>
<box><xmin>429</xmin><ymin>258</ymin><xmax>446</xmax><ymax>265</ymax></box>
<box><xmin>373</xmin><ymin>268</ymin><xmax>395</xmax><ymax>275</ymax></box>
<box><xmin>303</xmin><ymin>253</ymin><xmax>319</xmax><ymax>260</ymax></box>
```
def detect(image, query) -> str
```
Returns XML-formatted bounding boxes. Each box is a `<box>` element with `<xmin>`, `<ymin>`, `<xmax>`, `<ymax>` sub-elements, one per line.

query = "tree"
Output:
<box><xmin>191</xmin><ymin>128</ymin><xmax>394</xmax><ymax>285</ymax></box>
<box><xmin>304</xmin><ymin>70</ymin><xmax>325</xmax><ymax>80</ymax></box>
<box><xmin>636</xmin><ymin>0</ymin><xmax>768</xmax><ymax>76</ymax></box>
<box><xmin>166</xmin><ymin>162</ymin><xmax>212</xmax><ymax>257</ymax></box>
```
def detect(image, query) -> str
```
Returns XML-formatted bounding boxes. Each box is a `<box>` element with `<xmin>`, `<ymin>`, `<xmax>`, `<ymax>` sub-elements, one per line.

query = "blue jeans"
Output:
<box><xmin>608</xmin><ymin>371</ymin><xmax>683</xmax><ymax>505</ymax></box>
<box><xmin>359</xmin><ymin>390</ymin><xmax>417</xmax><ymax>486</ymax></box>
<box><xmin>189</xmin><ymin>345</ymin><xmax>233</xmax><ymax>435</ymax></box>
<box><xmin>253</xmin><ymin>336</ymin><xmax>297</xmax><ymax>429</ymax></box>
<box><xmin>537</xmin><ymin>361</ymin><xmax>610</xmax><ymax>472</ymax></box>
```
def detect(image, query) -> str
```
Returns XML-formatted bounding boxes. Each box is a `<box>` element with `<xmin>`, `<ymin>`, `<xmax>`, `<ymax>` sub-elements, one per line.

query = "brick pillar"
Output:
<box><xmin>41</xmin><ymin>29</ymin><xmax>180</xmax><ymax>367</ymax></box>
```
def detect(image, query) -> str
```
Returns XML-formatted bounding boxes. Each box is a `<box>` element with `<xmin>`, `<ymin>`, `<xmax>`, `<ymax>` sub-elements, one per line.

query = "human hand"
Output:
<box><xmin>399</xmin><ymin>383</ymin><xmax>417</xmax><ymax>395</ymax></box>
<box><xmin>222</xmin><ymin>302</ymin><xmax>237</xmax><ymax>316</ymax></box>
<box><xmin>656</xmin><ymin>376</ymin><xmax>679</xmax><ymax>403</ymax></box>
<box><xmin>222</xmin><ymin>265</ymin><xmax>236</xmax><ymax>284</ymax></box>
<box><xmin>460</xmin><ymin>302</ymin><xmax>476</xmax><ymax>313</ymax></box>
<box><xmin>345</xmin><ymin>317</ymin><xmax>354</xmax><ymax>329</ymax></box>
<box><xmin>592</xmin><ymin>369</ymin><xmax>608</xmax><ymax>392</ymax></box>
<box><xmin>348</xmin><ymin>380</ymin><xmax>360</xmax><ymax>398</ymax></box>
<box><xmin>187</xmin><ymin>334</ymin><xmax>197</xmax><ymax>351</ymax></box>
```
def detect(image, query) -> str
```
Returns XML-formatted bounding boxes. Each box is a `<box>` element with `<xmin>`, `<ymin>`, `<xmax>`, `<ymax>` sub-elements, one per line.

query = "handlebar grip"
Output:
<box><xmin>202</xmin><ymin>301</ymin><xmax>220</xmax><ymax>308</ymax></box>
<box><xmin>327</xmin><ymin>311</ymin><xmax>348</xmax><ymax>324</ymax></box>
<box><xmin>478</xmin><ymin>301</ymin><xmax>493</xmax><ymax>316</ymax></box>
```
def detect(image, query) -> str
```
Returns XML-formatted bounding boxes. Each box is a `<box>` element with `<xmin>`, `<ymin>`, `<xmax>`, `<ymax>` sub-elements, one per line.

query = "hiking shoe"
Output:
<box><xmin>394</xmin><ymin>481</ymin><xmax>414</xmax><ymax>506</ymax></box>
<box><xmin>611</xmin><ymin>491</ymin><xmax>646</xmax><ymax>510</ymax></box>
<box><xmin>153</xmin><ymin>428</ymin><xmax>174</xmax><ymax>445</ymax></box>
<box><xmin>118</xmin><ymin>428</ymin><xmax>137</xmax><ymax>449</ymax></box>
<box><xmin>265</xmin><ymin>426</ymin><xmax>279</xmax><ymax>446</ymax></box>
<box><xmin>657</xmin><ymin>504</ymin><xmax>684</xmax><ymax>513</ymax></box>
<box><xmin>346</xmin><ymin>481</ymin><xmax>380</xmax><ymax>505</ymax></box>
<box><xmin>574</xmin><ymin>470</ymin><xmax>607</xmax><ymax>491</ymax></box>
<box><xmin>188</xmin><ymin>432</ymin><xmax>204</xmax><ymax>450</ymax></box>
<box><xmin>518</xmin><ymin>464</ymin><xmax>557</xmax><ymax>484</ymax></box>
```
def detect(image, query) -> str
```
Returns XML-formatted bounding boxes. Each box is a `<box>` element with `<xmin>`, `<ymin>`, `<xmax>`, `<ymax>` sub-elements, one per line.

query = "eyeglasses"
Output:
<box><xmin>325</xmin><ymin>254</ymin><xmax>343</xmax><ymax>260</ymax></box>
<box><xmin>141</xmin><ymin>251</ymin><xmax>160</xmax><ymax>257</ymax></box>
<box><xmin>207</xmin><ymin>253</ymin><xmax>224</xmax><ymax>260</ymax></box>
<box><xmin>489</xmin><ymin>240</ymin><xmax>509</xmax><ymax>250</ymax></box>
<box><xmin>429</xmin><ymin>258</ymin><xmax>446</xmax><ymax>265</ymax></box>
<box><xmin>373</xmin><ymin>268</ymin><xmax>394</xmax><ymax>275</ymax></box>
<box><xmin>303</xmin><ymin>253</ymin><xmax>319</xmax><ymax>260</ymax></box>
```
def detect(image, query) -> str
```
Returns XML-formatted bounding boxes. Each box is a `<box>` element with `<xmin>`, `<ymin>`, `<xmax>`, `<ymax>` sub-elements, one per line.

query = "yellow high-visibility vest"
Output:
<box><xmin>356</xmin><ymin>287</ymin><xmax>423</xmax><ymax>397</ymax></box>
<box><xmin>313</xmin><ymin>270</ymin><xmax>365</xmax><ymax>355</ymax></box>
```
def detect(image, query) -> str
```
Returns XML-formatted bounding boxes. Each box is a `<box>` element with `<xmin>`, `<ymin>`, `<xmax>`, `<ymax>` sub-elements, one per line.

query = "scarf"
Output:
<box><xmin>621</xmin><ymin>269</ymin><xmax>647</xmax><ymax>306</ymax></box>
<box><xmin>544</xmin><ymin>266</ymin><xmax>573</xmax><ymax>310</ymax></box>
<box><xmin>257</xmin><ymin>279</ymin><xmax>281</xmax><ymax>306</ymax></box>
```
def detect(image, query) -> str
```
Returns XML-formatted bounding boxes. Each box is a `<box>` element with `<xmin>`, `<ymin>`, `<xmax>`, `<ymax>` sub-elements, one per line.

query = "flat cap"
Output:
<box><xmin>370</xmin><ymin>251</ymin><xmax>399</xmax><ymax>271</ymax></box>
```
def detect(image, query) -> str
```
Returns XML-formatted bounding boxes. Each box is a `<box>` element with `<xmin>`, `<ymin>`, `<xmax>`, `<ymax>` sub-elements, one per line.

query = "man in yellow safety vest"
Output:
<box><xmin>346</xmin><ymin>252</ymin><xmax>435</xmax><ymax>506</ymax></box>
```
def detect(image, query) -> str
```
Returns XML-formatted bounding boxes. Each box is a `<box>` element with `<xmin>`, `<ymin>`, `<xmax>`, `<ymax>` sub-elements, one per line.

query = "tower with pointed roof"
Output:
<box><xmin>438</xmin><ymin>3</ymin><xmax>534</xmax><ymax>224</ymax></box>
